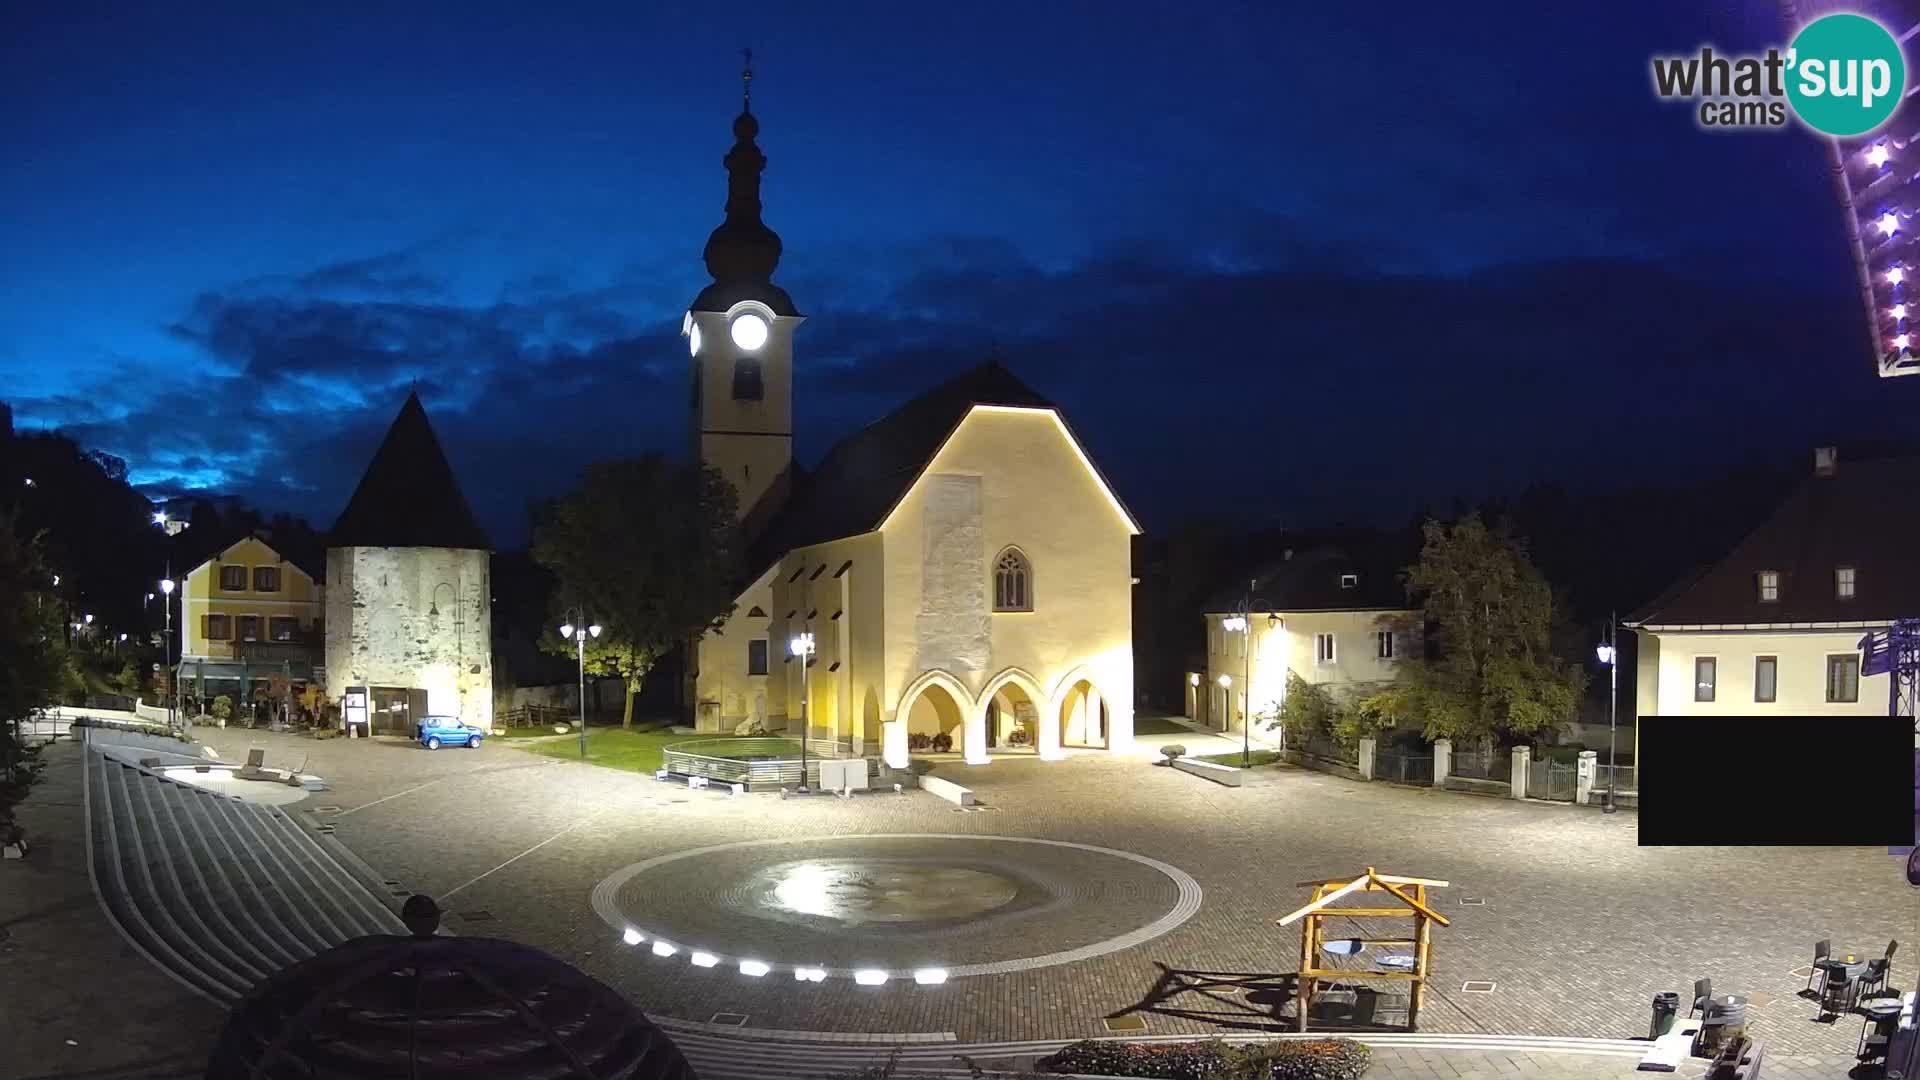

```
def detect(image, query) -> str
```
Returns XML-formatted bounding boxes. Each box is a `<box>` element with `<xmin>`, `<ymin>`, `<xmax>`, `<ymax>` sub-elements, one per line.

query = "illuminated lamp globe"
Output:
<box><xmin>1881</xmin><ymin>213</ymin><xmax>1900</xmax><ymax>235</ymax></box>
<box><xmin>688</xmin><ymin>322</ymin><xmax>702</xmax><ymax>357</ymax></box>
<box><xmin>1897</xmin><ymin>334</ymin><xmax>1912</xmax><ymax>350</ymax></box>
<box><xmin>1871</xmin><ymin>144</ymin><xmax>1891</xmax><ymax>167</ymax></box>
<box><xmin>1891</xmin><ymin>267</ymin><xmax>1906</xmax><ymax>285</ymax></box>
<box><xmin>730</xmin><ymin>312</ymin><xmax>769</xmax><ymax>350</ymax></box>
<box><xmin>160</xmin><ymin>578</ymin><xmax>174</xmax><ymax>596</ymax></box>
<box><xmin>1895</xmin><ymin>305</ymin><xmax>1909</xmax><ymax>320</ymax></box>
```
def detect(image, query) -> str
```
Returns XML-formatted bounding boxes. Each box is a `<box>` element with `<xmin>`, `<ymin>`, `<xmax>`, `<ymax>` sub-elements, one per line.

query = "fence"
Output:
<box><xmin>497</xmin><ymin>704</ymin><xmax>573</xmax><ymax>730</ymax></box>
<box><xmin>1301</xmin><ymin>733</ymin><xmax>1359</xmax><ymax>767</ymax></box>
<box><xmin>1450</xmin><ymin>746</ymin><xmax>1512</xmax><ymax>782</ymax></box>
<box><xmin>1373</xmin><ymin>747</ymin><xmax>1435</xmax><ymax>784</ymax></box>
<box><xmin>1594</xmin><ymin>763</ymin><xmax>1637</xmax><ymax>793</ymax></box>
<box><xmin>1528</xmin><ymin>758</ymin><xmax>1577</xmax><ymax>802</ymax></box>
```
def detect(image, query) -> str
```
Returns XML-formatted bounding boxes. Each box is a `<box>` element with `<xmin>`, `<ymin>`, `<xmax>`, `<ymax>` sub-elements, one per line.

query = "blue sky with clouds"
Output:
<box><xmin>4</xmin><ymin>1</ymin><xmax>1914</xmax><ymax>544</ymax></box>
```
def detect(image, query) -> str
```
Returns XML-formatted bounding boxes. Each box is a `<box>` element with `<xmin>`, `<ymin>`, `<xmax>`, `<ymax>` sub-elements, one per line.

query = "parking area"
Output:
<box><xmin>199</xmin><ymin>727</ymin><xmax>1918</xmax><ymax>1056</ymax></box>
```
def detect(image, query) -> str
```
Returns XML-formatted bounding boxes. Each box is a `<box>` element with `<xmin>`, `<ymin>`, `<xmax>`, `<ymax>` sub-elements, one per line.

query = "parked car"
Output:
<box><xmin>416</xmin><ymin>715</ymin><xmax>484</xmax><ymax>750</ymax></box>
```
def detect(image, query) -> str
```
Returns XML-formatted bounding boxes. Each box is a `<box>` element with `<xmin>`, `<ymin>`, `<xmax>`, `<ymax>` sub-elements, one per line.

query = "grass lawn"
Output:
<box><xmin>1193</xmin><ymin>749</ymin><xmax>1287</xmax><ymax>768</ymax></box>
<box><xmin>519</xmin><ymin>727</ymin><xmax>688</xmax><ymax>773</ymax></box>
<box><xmin>1132</xmin><ymin>714</ymin><xmax>1191</xmax><ymax>736</ymax></box>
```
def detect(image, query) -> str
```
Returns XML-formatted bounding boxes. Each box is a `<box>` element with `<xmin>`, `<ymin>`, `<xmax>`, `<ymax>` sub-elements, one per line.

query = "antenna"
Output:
<box><xmin>742</xmin><ymin>48</ymin><xmax>753</xmax><ymax>111</ymax></box>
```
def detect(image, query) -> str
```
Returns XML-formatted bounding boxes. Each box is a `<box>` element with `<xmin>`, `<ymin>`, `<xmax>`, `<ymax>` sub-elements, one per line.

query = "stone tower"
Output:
<box><xmin>324</xmin><ymin>393</ymin><xmax>493</xmax><ymax>731</ymax></box>
<box><xmin>686</xmin><ymin>55</ymin><xmax>803</xmax><ymax>538</ymax></box>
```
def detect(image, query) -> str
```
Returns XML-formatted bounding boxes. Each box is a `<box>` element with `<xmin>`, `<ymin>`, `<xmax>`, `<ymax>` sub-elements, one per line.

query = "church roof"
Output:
<box><xmin>1628</xmin><ymin>452</ymin><xmax>1920</xmax><ymax>627</ymax></box>
<box><xmin>751</xmin><ymin>361</ymin><xmax>1077</xmax><ymax>564</ymax></box>
<box><xmin>329</xmin><ymin>392</ymin><xmax>490</xmax><ymax>551</ymax></box>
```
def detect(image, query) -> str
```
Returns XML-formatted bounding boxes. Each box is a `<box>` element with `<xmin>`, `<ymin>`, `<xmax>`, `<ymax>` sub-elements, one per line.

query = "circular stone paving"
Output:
<box><xmin>590</xmin><ymin>834</ymin><xmax>1202</xmax><ymax>979</ymax></box>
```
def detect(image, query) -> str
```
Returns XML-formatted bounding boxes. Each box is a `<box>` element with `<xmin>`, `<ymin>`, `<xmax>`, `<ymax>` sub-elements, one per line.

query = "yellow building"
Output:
<box><xmin>1191</xmin><ymin>545</ymin><xmax>1420</xmax><ymax>735</ymax></box>
<box><xmin>685</xmin><ymin>89</ymin><xmax>1140</xmax><ymax>765</ymax></box>
<box><xmin>179</xmin><ymin>534</ymin><xmax>325</xmax><ymax>709</ymax></box>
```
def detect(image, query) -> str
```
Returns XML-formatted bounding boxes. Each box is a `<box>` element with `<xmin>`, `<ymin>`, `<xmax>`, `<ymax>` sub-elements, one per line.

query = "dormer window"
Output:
<box><xmin>1756</xmin><ymin>570</ymin><xmax>1780</xmax><ymax>603</ymax></box>
<box><xmin>1836</xmin><ymin>566</ymin><xmax>1856</xmax><ymax>600</ymax></box>
<box><xmin>1340</xmin><ymin>574</ymin><xmax>1358</xmax><ymax>589</ymax></box>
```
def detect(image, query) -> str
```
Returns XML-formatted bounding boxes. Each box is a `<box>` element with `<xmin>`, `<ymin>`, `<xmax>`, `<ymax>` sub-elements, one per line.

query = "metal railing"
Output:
<box><xmin>1528</xmin><ymin>759</ymin><xmax>1577</xmax><ymax>802</ymax></box>
<box><xmin>661</xmin><ymin>737</ymin><xmax>878</xmax><ymax>789</ymax></box>
<box><xmin>1302</xmin><ymin>733</ymin><xmax>1359</xmax><ymax>767</ymax></box>
<box><xmin>1451</xmin><ymin>747</ymin><xmax>1512</xmax><ymax>781</ymax></box>
<box><xmin>1373</xmin><ymin>748</ymin><xmax>1435</xmax><ymax>784</ymax></box>
<box><xmin>1595</xmin><ymin>763</ymin><xmax>1637</xmax><ymax>793</ymax></box>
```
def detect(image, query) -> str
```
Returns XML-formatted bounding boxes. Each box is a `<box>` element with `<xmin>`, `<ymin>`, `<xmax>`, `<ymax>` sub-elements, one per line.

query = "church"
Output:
<box><xmin>687</xmin><ymin>70</ymin><xmax>1139</xmax><ymax>767</ymax></box>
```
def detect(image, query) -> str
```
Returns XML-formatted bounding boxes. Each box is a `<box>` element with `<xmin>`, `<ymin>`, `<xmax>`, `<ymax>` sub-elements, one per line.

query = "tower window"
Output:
<box><xmin>732</xmin><ymin>358</ymin><xmax>764</xmax><ymax>401</ymax></box>
<box><xmin>1756</xmin><ymin>570</ymin><xmax>1780</xmax><ymax>602</ymax></box>
<box><xmin>1836</xmin><ymin>566</ymin><xmax>1856</xmax><ymax>599</ymax></box>
<box><xmin>993</xmin><ymin>548</ymin><xmax>1032</xmax><ymax>612</ymax></box>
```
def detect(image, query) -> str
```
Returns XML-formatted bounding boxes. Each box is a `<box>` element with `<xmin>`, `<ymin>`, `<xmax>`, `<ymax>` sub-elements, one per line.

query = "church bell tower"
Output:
<box><xmin>687</xmin><ymin>52</ymin><xmax>801</xmax><ymax>537</ymax></box>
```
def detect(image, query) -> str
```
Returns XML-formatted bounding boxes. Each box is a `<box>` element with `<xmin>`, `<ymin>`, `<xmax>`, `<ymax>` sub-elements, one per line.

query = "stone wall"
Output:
<box><xmin>324</xmin><ymin>546</ymin><xmax>493</xmax><ymax>729</ymax></box>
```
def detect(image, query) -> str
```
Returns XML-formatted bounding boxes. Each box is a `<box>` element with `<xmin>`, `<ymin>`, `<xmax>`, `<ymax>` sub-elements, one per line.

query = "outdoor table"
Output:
<box><xmin>1859</xmin><ymin>998</ymin><xmax>1904</xmax><ymax>1061</ymax></box>
<box><xmin>1817</xmin><ymin>956</ymin><xmax>1868</xmax><ymax>1015</ymax></box>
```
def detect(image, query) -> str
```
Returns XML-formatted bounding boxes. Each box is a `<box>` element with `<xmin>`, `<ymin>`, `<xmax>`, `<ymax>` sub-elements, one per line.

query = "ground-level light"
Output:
<box><xmin>622</xmin><ymin>928</ymin><xmax>643</xmax><ymax>946</ymax></box>
<box><xmin>739</xmin><ymin>959</ymin><xmax>771</xmax><ymax>977</ymax></box>
<box><xmin>912</xmin><ymin>968</ymin><xmax>949</xmax><ymax>985</ymax></box>
<box><xmin>794</xmin><ymin>966</ymin><xmax>827</xmax><ymax>982</ymax></box>
<box><xmin>853</xmin><ymin>969</ymin><xmax>888</xmax><ymax>986</ymax></box>
<box><xmin>651</xmin><ymin>941</ymin><xmax>677</xmax><ymax>957</ymax></box>
<box><xmin>690</xmin><ymin>951</ymin><xmax>719</xmax><ymax>968</ymax></box>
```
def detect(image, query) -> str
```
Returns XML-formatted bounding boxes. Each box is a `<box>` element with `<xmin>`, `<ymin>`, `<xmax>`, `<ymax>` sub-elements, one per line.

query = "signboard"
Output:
<box><xmin>344</xmin><ymin>686</ymin><xmax>369</xmax><ymax>736</ymax></box>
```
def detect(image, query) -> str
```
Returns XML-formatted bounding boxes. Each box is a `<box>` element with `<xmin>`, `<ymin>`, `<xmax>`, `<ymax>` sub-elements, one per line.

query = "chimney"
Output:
<box><xmin>1813</xmin><ymin>446</ymin><xmax>1837</xmax><ymax>477</ymax></box>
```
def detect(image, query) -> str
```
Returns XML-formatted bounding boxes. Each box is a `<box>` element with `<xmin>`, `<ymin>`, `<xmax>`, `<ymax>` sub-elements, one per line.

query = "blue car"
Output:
<box><xmin>416</xmin><ymin>715</ymin><xmax>484</xmax><ymax>750</ymax></box>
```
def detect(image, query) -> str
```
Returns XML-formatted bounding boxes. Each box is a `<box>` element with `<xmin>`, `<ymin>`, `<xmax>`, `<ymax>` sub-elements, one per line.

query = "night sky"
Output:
<box><xmin>6</xmin><ymin>1</ymin><xmax>1916</xmax><ymax>546</ymax></box>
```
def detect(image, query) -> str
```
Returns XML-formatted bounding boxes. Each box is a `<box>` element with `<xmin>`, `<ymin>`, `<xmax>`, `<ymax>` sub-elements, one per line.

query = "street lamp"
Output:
<box><xmin>790</xmin><ymin>632</ymin><xmax>816</xmax><ymax>793</ymax></box>
<box><xmin>1222</xmin><ymin>580</ymin><xmax>1281</xmax><ymax>767</ymax></box>
<box><xmin>160</xmin><ymin>578</ymin><xmax>177</xmax><ymax>732</ymax></box>
<box><xmin>1595</xmin><ymin>614</ymin><xmax>1619</xmax><ymax>815</ymax></box>
<box><xmin>558</xmin><ymin>614</ymin><xmax>601</xmax><ymax>760</ymax></box>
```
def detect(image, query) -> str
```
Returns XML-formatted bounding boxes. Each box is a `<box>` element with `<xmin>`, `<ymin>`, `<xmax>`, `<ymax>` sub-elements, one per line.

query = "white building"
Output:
<box><xmin>1626</xmin><ymin>448</ymin><xmax>1915</xmax><ymax>754</ymax></box>
<box><xmin>684</xmin><ymin>84</ymin><xmax>1140</xmax><ymax>765</ymax></box>
<box><xmin>324</xmin><ymin>393</ymin><xmax>493</xmax><ymax>733</ymax></box>
<box><xmin>1190</xmin><ymin>544</ymin><xmax>1420</xmax><ymax>734</ymax></box>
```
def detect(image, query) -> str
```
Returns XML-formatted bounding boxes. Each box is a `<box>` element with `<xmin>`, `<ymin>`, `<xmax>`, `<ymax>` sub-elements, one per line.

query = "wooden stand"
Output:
<box><xmin>1275</xmin><ymin>867</ymin><xmax>1450</xmax><ymax>1032</ymax></box>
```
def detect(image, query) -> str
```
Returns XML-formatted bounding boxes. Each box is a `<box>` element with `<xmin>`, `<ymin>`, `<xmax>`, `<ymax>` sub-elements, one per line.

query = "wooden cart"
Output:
<box><xmin>1275</xmin><ymin>866</ymin><xmax>1450</xmax><ymax>1031</ymax></box>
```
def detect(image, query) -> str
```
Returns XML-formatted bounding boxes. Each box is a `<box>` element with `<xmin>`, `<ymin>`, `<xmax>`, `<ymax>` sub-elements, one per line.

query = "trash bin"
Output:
<box><xmin>1699</xmin><ymin>995</ymin><xmax>1748</xmax><ymax>1053</ymax></box>
<box><xmin>1649</xmin><ymin>992</ymin><xmax>1680</xmax><ymax>1039</ymax></box>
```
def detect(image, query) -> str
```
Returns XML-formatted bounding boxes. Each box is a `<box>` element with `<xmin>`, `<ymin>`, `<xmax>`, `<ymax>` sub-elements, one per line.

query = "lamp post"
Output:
<box><xmin>1595</xmin><ymin>615</ymin><xmax>1619</xmax><ymax>815</ymax></box>
<box><xmin>160</xmin><ymin>578</ymin><xmax>177</xmax><ymax>732</ymax></box>
<box><xmin>558</xmin><ymin>612</ymin><xmax>601</xmax><ymax>760</ymax></box>
<box><xmin>1222</xmin><ymin>580</ymin><xmax>1279</xmax><ymax>768</ymax></box>
<box><xmin>791</xmin><ymin>631</ymin><xmax>816</xmax><ymax>793</ymax></box>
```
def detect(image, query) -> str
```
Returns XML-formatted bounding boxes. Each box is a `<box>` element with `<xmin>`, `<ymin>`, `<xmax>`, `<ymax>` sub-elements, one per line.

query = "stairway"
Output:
<box><xmin>84</xmin><ymin>742</ymin><xmax>405</xmax><ymax>1006</ymax></box>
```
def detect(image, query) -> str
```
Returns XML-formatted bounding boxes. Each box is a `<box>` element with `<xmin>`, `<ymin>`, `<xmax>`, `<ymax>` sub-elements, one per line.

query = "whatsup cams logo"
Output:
<box><xmin>1652</xmin><ymin>12</ymin><xmax>1905</xmax><ymax>135</ymax></box>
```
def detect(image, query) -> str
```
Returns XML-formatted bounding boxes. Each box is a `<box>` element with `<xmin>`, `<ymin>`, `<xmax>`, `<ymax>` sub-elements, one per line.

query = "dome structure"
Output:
<box><xmin>205</xmin><ymin>896</ymin><xmax>697</xmax><ymax>1079</ymax></box>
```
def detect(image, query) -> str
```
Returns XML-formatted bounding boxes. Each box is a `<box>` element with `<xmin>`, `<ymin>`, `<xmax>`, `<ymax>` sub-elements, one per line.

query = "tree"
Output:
<box><xmin>0</xmin><ymin>516</ymin><xmax>67</xmax><ymax>843</ymax></box>
<box><xmin>1360</xmin><ymin>514</ymin><xmax>1585</xmax><ymax>744</ymax></box>
<box><xmin>532</xmin><ymin>455</ymin><xmax>741</xmax><ymax>728</ymax></box>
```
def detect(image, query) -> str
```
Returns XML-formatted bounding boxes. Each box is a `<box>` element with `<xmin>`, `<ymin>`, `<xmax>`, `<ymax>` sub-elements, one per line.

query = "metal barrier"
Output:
<box><xmin>661</xmin><ymin>737</ymin><xmax>882</xmax><ymax>789</ymax></box>
<box><xmin>1595</xmin><ymin>763</ymin><xmax>1637</xmax><ymax>793</ymax></box>
<box><xmin>1452</xmin><ymin>747</ymin><xmax>1512</xmax><ymax>781</ymax></box>
<box><xmin>1302</xmin><ymin>734</ymin><xmax>1359</xmax><ymax>767</ymax></box>
<box><xmin>1374</xmin><ymin>748</ymin><xmax>1435</xmax><ymax>784</ymax></box>
<box><xmin>1528</xmin><ymin>758</ymin><xmax>1577</xmax><ymax>802</ymax></box>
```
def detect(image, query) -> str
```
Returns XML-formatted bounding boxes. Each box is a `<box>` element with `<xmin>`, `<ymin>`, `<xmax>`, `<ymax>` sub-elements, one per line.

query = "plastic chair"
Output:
<box><xmin>1690</xmin><ymin>977</ymin><xmax>1713</xmax><ymax>1017</ymax></box>
<box><xmin>1858</xmin><ymin>940</ymin><xmax>1899</xmax><ymax>1001</ymax></box>
<box><xmin>1806</xmin><ymin>939</ymin><xmax>1832</xmax><ymax>995</ymax></box>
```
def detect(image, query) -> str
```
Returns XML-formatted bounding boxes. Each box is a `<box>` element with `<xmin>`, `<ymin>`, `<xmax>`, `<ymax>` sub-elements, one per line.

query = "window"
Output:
<box><xmin>1836</xmin><ymin>566</ymin><xmax>1856</xmax><ymax>600</ymax></box>
<box><xmin>732</xmin><ymin>358</ymin><xmax>764</xmax><ymax>401</ymax></box>
<box><xmin>253</xmin><ymin>566</ymin><xmax>280</xmax><ymax>592</ymax></box>
<box><xmin>993</xmin><ymin>548</ymin><xmax>1032</xmax><ymax>611</ymax></box>
<box><xmin>1754</xmin><ymin>656</ymin><xmax>1777</xmax><ymax>703</ymax></box>
<box><xmin>1315</xmin><ymin>633</ymin><xmax>1336</xmax><ymax>664</ymax></box>
<box><xmin>219</xmin><ymin>564</ymin><xmax>247</xmax><ymax>591</ymax></box>
<box><xmin>206</xmin><ymin>614</ymin><xmax>231</xmax><ymax>641</ymax></box>
<box><xmin>1376</xmin><ymin>630</ymin><xmax>1395</xmax><ymax>660</ymax></box>
<box><xmin>270</xmin><ymin>617</ymin><xmax>298</xmax><ymax>642</ymax></box>
<box><xmin>1340</xmin><ymin>574</ymin><xmax>1358</xmax><ymax>589</ymax></box>
<box><xmin>236</xmin><ymin>615</ymin><xmax>261</xmax><ymax>642</ymax></box>
<box><xmin>1756</xmin><ymin>570</ymin><xmax>1780</xmax><ymax>602</ymax></box>
<box><xmin>1827</xmin><ymin>655</ymin><xmax>1860</xmax><ymax>703</ymax></box>
<box><xmin>1694</xmin><ymin>657</ymin><xmax>1716</xmax><ymax>702</ymax></box>
<box><xmin>747</xmin><ymin>639</ymin><xmax>769</xmax><ymax>676</ymax></box>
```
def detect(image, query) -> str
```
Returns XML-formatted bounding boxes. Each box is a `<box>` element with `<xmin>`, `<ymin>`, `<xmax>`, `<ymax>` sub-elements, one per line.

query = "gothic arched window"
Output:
<box><xmin>993</xmin><ymin>547</ymin><xmax>1032</xmax><ymax>612</ymax></box>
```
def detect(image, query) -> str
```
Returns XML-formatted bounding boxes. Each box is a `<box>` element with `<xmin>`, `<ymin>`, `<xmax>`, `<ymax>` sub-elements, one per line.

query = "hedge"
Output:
<box><xmin>1037</xmin><ymin>1038</ymin><xmax>1370</xmax><ymax>1080</ymax></box>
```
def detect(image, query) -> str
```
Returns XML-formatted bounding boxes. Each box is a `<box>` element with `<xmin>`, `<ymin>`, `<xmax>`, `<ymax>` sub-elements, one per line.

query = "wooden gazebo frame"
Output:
<box><xmin>1275</xmin><ymin>867</ymin><xmax>1450</xmax><ymax>1031</ymax></box>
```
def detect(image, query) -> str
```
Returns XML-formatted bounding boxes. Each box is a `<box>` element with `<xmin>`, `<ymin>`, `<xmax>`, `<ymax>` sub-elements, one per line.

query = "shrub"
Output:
<box><xmin>931</xmin><ymin>732</ymin><xmax>953</xmax><ymax>753</ymax></box>
<box><xmin>1037</xmin><ymin>1039</ymin><xmax>1234</xmax><ymax>1078</ymax></box>
<box><xmin>211</xmin><ymin>695</ymin><xmax>233</xmax><ymax>726</ymax></box>
<box><xmin>1007</xmin><ymin>727</ymin><xmax>1032</xmax><ymax>747</ymax></box>
<box><xmin>1035</xmin><ymin>1038</ymin><xmax>1370</xmax><ymax>1080</ymax></box>
<box><xmin>1160</xmin><ymin>744</ymin><xmax>1187</xmax><ymax>762</ymax></box>
<box><xmin>907</xmin><ymin>732</ymin><xmax>930</xmax><ymax>751</ymax></box>
<box><xmin>1237</xmin><ymin>1039</ymin><xmax>1371</xmax><ymax>1080</ymax></box>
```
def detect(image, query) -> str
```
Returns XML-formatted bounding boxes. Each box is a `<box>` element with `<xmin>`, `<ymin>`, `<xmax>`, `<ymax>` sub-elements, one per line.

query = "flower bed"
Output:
<box><xmin>1037</xmin><ymin>1038</ymin><xmax>1371</xmax><ymax>1080</ymax></box>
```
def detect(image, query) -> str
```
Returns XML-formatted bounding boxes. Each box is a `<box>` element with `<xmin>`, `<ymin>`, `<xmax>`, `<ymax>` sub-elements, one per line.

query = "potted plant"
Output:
<box><xmin>211</xmin><ymin>695</ymin><xmax>233</xmax><ymax>728</ymax></box>
<box><xmin>931</xmin><ymin>732</ymin><xmax>953</xmax><ymax>753</ymax></box>
<box><xmin>1007</xmin><ymin>727</ymin><xmax>1032</xmax><ymax>748</ymax></box>
<box><xmin>1160</xmin><ymin>743</ymin><xmax>1187</xmax><ymax>765</ymax></box>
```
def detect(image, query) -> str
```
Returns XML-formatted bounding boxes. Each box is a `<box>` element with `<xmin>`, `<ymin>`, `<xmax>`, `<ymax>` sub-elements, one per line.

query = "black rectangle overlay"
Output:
<box><xmin>1638</xmin><ymin>716</ymin><xmax>1916</xmax><ymax>846</ymax></box>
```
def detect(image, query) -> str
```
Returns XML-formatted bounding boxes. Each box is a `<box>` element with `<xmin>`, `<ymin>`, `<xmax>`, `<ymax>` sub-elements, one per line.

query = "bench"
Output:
<box><xmin>1171</xmin><ymin>757</ymin><xmax>1242</xmax><ymax>787</ymax></box>
<box><xmin>920</xmin><ymin>775</ymin><xmax>975</xmax><ymax>806</ymax></box>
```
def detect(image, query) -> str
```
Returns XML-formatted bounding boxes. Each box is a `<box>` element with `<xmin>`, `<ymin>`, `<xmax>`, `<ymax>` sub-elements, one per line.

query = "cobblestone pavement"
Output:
<box><xmin>201</xmin><ymin>727</ymin><xmax>1915</xmax><ymax>1070</ymax></box>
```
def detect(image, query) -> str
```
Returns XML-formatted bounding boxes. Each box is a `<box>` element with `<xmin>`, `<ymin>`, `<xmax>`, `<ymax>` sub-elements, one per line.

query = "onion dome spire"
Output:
<box><xmin>701</xmin><ymin>48</ymin><xmax>784</xmax><ymax>292</ymax></box>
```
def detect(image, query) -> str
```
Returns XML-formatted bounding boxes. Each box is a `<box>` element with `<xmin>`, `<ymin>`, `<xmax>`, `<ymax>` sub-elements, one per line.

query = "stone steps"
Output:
<box><xmin>84</xmin><ymin>743</ymin><xmax>404</xmax><ymax>1005</ymax></box>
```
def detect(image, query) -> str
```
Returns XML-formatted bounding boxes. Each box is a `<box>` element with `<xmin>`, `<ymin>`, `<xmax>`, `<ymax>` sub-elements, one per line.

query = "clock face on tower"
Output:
<box><xmin>730</xmin><ymin>312</ymin><xmax>769</xmax><ymax>350</ymax></box>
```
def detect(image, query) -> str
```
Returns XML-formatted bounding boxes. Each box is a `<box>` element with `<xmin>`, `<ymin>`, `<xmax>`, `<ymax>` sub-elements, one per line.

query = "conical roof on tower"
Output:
<box><xmin>329</xmin><ymin>392</ymin><xmax>489</xmax><ymax>551</ymax></box>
